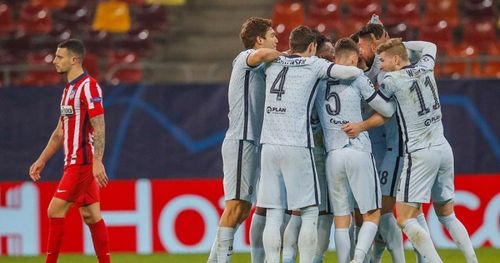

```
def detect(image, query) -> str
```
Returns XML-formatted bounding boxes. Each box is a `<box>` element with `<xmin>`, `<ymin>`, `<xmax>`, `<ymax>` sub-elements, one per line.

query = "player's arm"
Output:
<box><xmin>327</xmin><ymin>64</ymin><xmax>364</xmax><ymax>79</ymax></box>
<box><xmin>247</xmin><ymin>48</ymin><xmax>282</xmax><ymax>67</ymax></box>
<box><xmin>342</xmin><ymin>112</ymin><xmax>388</xmax><ymax>139</ymax></box>
<box><xmin>403</xmin><ymin>41</ymin><xmax>437</xmax><ymax>58</ymax></box>
<box><xmin>29</xmin><ymin>119</ymin><xmax>63</xmax><ymax>181</ymax></box>
<box><xmin>90</xmin><ymin>114</ymin><xmax>108</xmax><ymax>187</ymax></box>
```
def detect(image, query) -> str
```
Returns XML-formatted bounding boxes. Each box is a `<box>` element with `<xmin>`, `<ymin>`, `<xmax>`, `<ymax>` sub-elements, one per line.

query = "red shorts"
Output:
<box><xmin>54</xmin><ymin>164</ymin><xmax>100</xmax><ymax>207</ymax></box>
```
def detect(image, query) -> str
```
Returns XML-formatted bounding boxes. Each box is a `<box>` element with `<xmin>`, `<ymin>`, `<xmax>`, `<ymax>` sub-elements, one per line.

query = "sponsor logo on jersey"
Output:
<box><xmin>424</xmin><ymin>114</ymin><xmax>441</xmax><ymax>126</ymax></box>
<box><xmin>60</xmin><ymin>105</ymin><xmax>74</xmax><ymax>116</ymax></box>
<box><xmin>266</xmin><ymin>106</ymin><xmax>286</xmax><ymax>114</ymax></box>
<box><xmin>330</xmin><ymin>118</ymin><xmax>349</xmax><ymax>125</ymax></box>
<box><xmin>91</xmin><ymin>97</ymin><xmax>102</xmax><ymax>103</ymax></box>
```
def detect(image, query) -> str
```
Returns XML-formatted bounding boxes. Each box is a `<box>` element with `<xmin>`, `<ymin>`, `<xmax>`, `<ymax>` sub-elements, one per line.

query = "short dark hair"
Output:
<box><xmin>358</xmin><ymin>23</ymin><xmax>385</xmax><ymax>41</ymax></box>
<box><xmin>289</xmin><ymin>25</ymin><xmax>316</xmax><ymax>53</ymax></box>
<box><xmin>240</xmin><ymin>17</ymin><xmax>273</xmax><ymax>49</ymax></box>
<box><xmin>350</xmin><ymin>31</ymin><xmax>360</xmax><ymax>43</ymax></box>
<box><xmin>334</xmin><ymin>38</ymin><xmax>359</xmax><ymax>57</ymax></box>
<box><xmin>314</xmin><ymin>30</ymin><xmax>332</xmax><ymax>53</ymax></box>
<box><xmin>58</xmin><ymin>39</ymin><xmax>85</xmax><ymax>59</ymax></box>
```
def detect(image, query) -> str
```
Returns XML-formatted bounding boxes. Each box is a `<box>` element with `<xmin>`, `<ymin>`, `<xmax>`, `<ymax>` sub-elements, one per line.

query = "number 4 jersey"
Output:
<box><xmin>379</xmin><ymin>47</ymin><xmax>446</xmax><ymax>154</ymax></box>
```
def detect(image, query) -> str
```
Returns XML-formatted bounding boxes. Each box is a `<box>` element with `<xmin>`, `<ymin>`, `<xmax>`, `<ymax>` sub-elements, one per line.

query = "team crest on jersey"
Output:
<box><xmin>60</xmin><ymin>105</ymin><xmax>74</xmax><ymax>116</ymax></box>
<box><xmin>69</xmin><ymin>89</ymin><xmax>76</xmax><ymax>99</ymax></box>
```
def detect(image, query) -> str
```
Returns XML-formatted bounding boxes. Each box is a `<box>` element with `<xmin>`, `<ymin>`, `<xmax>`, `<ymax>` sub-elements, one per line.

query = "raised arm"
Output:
<box><xmin>29</xmin><ymin>119</ymin><xmax>63</xmax><ymax>181</ymax></box>
<box><xmin>403</xmin><ymin>41</ymin><xmax>437</xmax><ymax>58</ymax></box>
<box><xmin>247</xmin><ymin>48</ymin><xmax>283</xmax><ymax>67</ymax></box>
<box><xmin>90</xmin><ymin>115</ymin><xmax>108</xmax><ymax>187</ymax></box>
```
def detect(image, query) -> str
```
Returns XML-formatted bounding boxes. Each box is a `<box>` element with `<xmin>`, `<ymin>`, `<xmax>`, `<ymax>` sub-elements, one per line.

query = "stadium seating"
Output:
<box><xmin>306</xmin><ymin>0</ymin><xmax>341</xmax><ymax>35</ymax></box>
<box><xmin>463</xmin><ymin>0</ymin><xmax>496</xmax><ymax>21</ymax></box>
<box><xmin>272</xmin><ymin>0</ymin><xmax>306</xmax><ymax>50</ymax></box>
<box><xmin>347</xmin><ymin>0</ymin><xmax>381</xmax><ymax>23</ymax></box>
<box><xmin>423</xmin><ymin>0</ymin><xmax>460</xmax><ymax>27</ymax></box>
<box><xmin>32</xmin><ymin>23</ymin><xmax>72</xmax><ymax>51</ymax></box>
<box><xmin>440</xmin><ymin>44</ymin><xmax>481</xmax><ymax>78</ymax></box>
<box><xmin>82</xmin><ymin>30</ymin><xmax>112</xmax><ymax>56</ymax></box>
<box><xmin>31</xmin><ymin>0</ymin><xmax>68</xmax><ymax>9</ymax></box>
<box><xmin>0</xmin><ymin>3</ymin><xmax>14</xmax><ymax>35</ymax></box>
<box><xmin>19</xmin><ymin>3</ymin><xmax>53</xmax><ymax>35</ymax></box>
<box><xmin>21</xmin><ymin>51</ymin><xmax>62</xmax><ymax>86</ymax></box>
<box><xmin>107</xmin><ymin>50</ymin><xmax>143</xmax><ymax>85</ymax></box>
<box><xmin>419</xmin><ymin>20</ymin><xmax>454</xmax><ymax>52</ymax></box>
<box><xmin>83</xmin><ymin>52</ymin><xmax>101</xmax><ymax>81</ymax></box>
<box><xmin>384</xmin><ymin>0</ymin><xmax>420</xmax><ymax>27</ymax></box>
<box><xmin>114</xmin><ymin>27</ymin><xmax>153</xmax><ymax>57</ymax></box>
<box><xmin>135</xmin><ymin>4</ymin><xmax>169</xmax><ymax>32</ymax></box>
<box><xmin>462</xmin><ymin>20</ymin><xmax>497</xmax><ymax>52</ymax></box>
<box><xmin>55</xmin><ymin>2</ymin><xmax>91</xmax><ymax>31</ymax></box>
<box><xmin>385</xmin><ymin>22</ymin><xmax>417</xmax><ymax>40</ymax></box>
<box><xmin>92</xmin><ymin>1</ymin><xmax>132</xmax><ymax>33</ymax></box>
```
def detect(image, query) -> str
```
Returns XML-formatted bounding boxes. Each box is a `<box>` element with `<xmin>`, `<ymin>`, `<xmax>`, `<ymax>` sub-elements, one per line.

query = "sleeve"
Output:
<box><xmin>325</xmin><ymin>63</ymin><xmax>363</xmax><ymax>80</ymax></box>
<box><xmin>403</xmin><ymin>41</ymin><xmax>436</xmax><ymax>70</ymax></box>
<box><xmin>83</xmin><ymin>79</ymin><xmax>104</xmax><ymax>118</ymax></box>
<box><xmin>378</xmin><ymin>75</ymin><xmax>397</xmax><ymax>101</ymax></box>
<box><xmin>242</xmin><ymin>49</ymin><xmax>261</xmax><ymax>69</ymax></box>
<box><xmin>367</xmin><ymin>97</ymin><xmax>396</xmax><ymax>117</ymax></box>
<box><xmin>356</xmin><ymin>75</ymin><xmax>377</xmax><ymax>101</ymax></box>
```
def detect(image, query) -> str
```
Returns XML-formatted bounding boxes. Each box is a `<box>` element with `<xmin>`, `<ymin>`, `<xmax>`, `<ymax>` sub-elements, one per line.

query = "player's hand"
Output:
<box><xmin>93</xmin><ymin>160</ymin><xmax>108</xmax><ymax>188</ymax></box>
<box><xmin>342</xmin><ymin>122</ymin><xmax>364</xmax><ymax>139</ymax></box>
<box><xmin>29</xmin><ymin>159</ymin><xmax>45</xmax><ymax>182</ymax></box>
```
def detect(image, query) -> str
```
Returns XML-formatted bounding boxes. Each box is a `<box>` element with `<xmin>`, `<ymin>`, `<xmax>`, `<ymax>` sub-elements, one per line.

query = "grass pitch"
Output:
<box><xmin>2</xmin><ymin>249</ymin><xmax>498</xmax><ymax>262</ymax></box>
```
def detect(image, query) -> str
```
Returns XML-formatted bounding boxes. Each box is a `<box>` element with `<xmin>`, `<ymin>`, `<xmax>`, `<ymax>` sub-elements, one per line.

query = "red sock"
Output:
<box><xmin>46</xmin><ymin>217</ymin><xmax>65</xmax><ymax>263</ymax></box>
<box><xmin>88</xmin><ymin>219</ymin><xmax>111</xmax><ymax>263</ymax></box>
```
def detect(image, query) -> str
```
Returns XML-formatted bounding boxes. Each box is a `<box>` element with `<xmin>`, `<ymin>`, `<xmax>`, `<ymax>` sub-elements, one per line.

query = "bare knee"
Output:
<box><xmin>220</xmin><ymin>200</ymin><xmax>250</xmax><ymax>227</ymax></box>
<box><xmin>362</xmin><ymin>209</ymin><xmax>381</xmax><ymax>224</ymax></box>
<box><xmin>433</xmin><ymin>200</ymin><xmax>454</xmax><ymax>217</ymax></box>
<box><xmin>47</xmin><ymin>198</ymin><xmax>71</xmax><ymax>218</ymax></box>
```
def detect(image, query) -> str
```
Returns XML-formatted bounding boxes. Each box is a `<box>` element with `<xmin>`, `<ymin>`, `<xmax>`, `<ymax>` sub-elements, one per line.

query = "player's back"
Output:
<box><xmin>261</xmin><ymin>55</ymin><xmax>331</xmax><ymax>148</ymax></box>
<box><xmin>316</xmin><ymin>75</ymin><xmax>373</xmax><ymax>153</ymax></box>
<box><xmin>225</xmin><ymin>49</ymin><xmax>266</xmax><ymax>142</ymax></box>
<box><xmin>383</xmin><ymin>64</ymin><xmax>446</xmax><ymax>153</ymax></box>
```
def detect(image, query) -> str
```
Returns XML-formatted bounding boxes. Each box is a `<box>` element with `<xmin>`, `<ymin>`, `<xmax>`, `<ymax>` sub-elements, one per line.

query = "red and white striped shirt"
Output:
<box><xmin>60</xmin><ymin>72</ymin><xmax>104</xmax><ymax>167</ymax></box>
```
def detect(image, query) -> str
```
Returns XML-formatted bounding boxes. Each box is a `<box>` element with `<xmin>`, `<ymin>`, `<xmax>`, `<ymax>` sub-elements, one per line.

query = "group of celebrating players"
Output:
<box><xmin>208</xmin><ymin>14</ymin><xmax>479</xmax><ymax>263</ymax></box>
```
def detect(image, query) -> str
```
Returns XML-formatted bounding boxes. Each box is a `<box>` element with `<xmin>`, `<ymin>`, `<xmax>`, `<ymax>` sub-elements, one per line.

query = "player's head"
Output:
<box><xmin>289</xmin><ymin>25</ymin><xmax>317</xmax><ymax>56</ymax></box>
<box><xmin>376</xmin><ymin>38</ymin><xmax>409</xmax><ymax>72</ymax></box>
<box><xmin>314</xmin><ymin>31</ymin><xmax>334</xmax><ymax>62</ymax></box>
<box><xmin>358</xmin><ymin>23</ymin><xmax>388</xmax><ymax>67</ymax></box>
<box><xmin>240</xmin><ymin>17</ymin><xmax>277</xmax><ymax>50</ymax></box>
<box><xmin>333</xmin><ymin>38</ymin><xmax>359</xmax><ymax>66</ymax></box>
<box><xmin>53</xmin><ymin>39</ymin><xmax>85</xmax><ymax>74</ymax></box>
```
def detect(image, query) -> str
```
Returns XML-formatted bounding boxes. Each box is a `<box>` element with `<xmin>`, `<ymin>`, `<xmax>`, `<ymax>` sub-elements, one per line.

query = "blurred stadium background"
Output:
<box><xmin>0</xmin><ymin>0</ymin><xmax>498</xmax><ymax>261</ymax></box>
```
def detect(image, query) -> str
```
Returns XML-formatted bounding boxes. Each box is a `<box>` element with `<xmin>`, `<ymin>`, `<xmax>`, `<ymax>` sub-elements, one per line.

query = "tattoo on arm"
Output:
<box><xmin>90</xmin><ymin>115</ymin><xmax>105</xmax><ymax>161</ymax></box>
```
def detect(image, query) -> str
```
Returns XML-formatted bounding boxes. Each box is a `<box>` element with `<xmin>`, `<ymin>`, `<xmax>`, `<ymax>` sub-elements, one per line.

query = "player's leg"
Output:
<box><xmin>46</xmin><ymin>197</ymin><xmax>73</xmax><ymax>263</ymax></box>
<box><xmin>80</xmin><ymin>202</ymin><xmax>110</xmax><ymax>263</ymax></box>
<box><xmin>415</xmin><ymin>207</ymin><xmax>429</xmax><ymax>263</ymax></box>
<box><xmin>349</xmin><ymin>151</ymin><xmax>381</xmax><ymax>263</ymax></box>
<box><xmin>79</xmin><ymin>165</ymin><xmax>110</xmax><ymax>263</ymax></box>
<box><xmin>250</xmin><ymin>206</ymin><xmax>266</xmax><ymax>263</ymax></box>
<box><xmin>46</xmin><ymin>165</ymin><xmax>87</xmax><ymax>263</ymax></box>
<box><xmin>432</xmin><ymin>142</ymin><xmax>477</xmax><ymax>263</ymax></box>
<box><xmin>313</xmin><ymin>151</ymin><xmax>333</xmax><ymax>263</ymax></box>
<box><xmin>314</xmin><ymin>211</ymin><xmax>333</xmax><ymax>263</ymax></box>
<box><xmin>396</xmin><ymin>151</ymin><xmax>442</xmax><ymax>263</ymax></box>
<box><xmin>327</xmin><ymin>149</ymin><xmax>352</xmax><ymax>263</ymax></box>
<box><xmin>282</xmin><ymin>210</ymin><xmax>301</xmax><ymax>263</ymax></box>
<box><xmin>211</xmin><ymin>139</ymin><xmax>259</xmax><ymax>262</ymax></box>
<box><xmin>257</xmin><ymin>144</ymin><xmax>287</xmax><ymax>263</ymax></box>
<box><xmin>284</xmin><ymin>147</ymin><xmax>320</xmax><ymax>263</ymax></box>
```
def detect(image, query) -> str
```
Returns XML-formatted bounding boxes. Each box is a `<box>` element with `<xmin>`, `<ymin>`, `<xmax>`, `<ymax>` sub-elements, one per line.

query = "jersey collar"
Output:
<box><xmin>68</xmin><ymin>71</ymin><xmax>88</xmax><ymax>86</ymax></box>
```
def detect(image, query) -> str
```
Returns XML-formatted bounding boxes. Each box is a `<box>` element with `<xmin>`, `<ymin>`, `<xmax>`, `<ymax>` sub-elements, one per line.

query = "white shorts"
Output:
<box><xmin>314</xmin><ymin>146</ymin><xmax>332</xmax><ymax>213</ymax></box>
<box><xmin>222</xmin><ymin>139</ymin><xmax>260</xmax><ymax>202</ymax></box>
<box><xmin>397</xmin><ymin>142</ymin><xmax>455</xmax><ymax>204</ymax></box>
<box><xmin>379</xmin><ymin>150</ymin><xmax>403</xmax><ymax>197</ymax></box>
<box><xmin>326</xmin><ymin>148</ymin><xmax>381</xmax><ymax>216</ymax></box>
<box><xmin>257</xmin><ymin>144</ymin><xmax>320</xmax><ymax>210</ymax></box>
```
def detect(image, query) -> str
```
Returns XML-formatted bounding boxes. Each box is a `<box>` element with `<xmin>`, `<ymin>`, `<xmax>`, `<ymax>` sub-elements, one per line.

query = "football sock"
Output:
<box><xmin>354</xmin><ymin>221</ymin><xmax>378</xmax><ymax>263</ymax></box>
<box><xmin>379</xmin><ymin>213</ymin><xmax>405</xmax><ymax>263</ymax></box>
<box><xmin>298</xmin><ymin>206</ymin><xmax>319</xmax><ymax>263</ymax></box>
<box><xmin>88</xmin><ymin>219</ymin><xmax>111</xmax><ymax>263</ymax></box>
<box><xmin>263</xmin><ymin>208</ymin><xmax>284</xmax><ymax>263</ymax></box>
<box><xmin>371</xmin><ymin>232</ymin><xmax>385</xmax><ymax>263</ymax></box>
<box><xmin>313</xmin><ymin>213</ymin><xmax>333</xmax><ymax>263</ymax></box>
<box><xmin>438</xmin><ymin>213</ymin><xmax>478</xmax><ymax>263</ymax></box>
<box><xmin>217</xmin><ymin>226</ymin><xmax>236</xmax><ymax>263</ymax></box>
<box><xmin>415</xmin><ymin>213</ymin><xmax>429</xmax><ymax>263</ymax></box>
<box><xmin>207</xmin><ymin>229</ymin><xmax>218</xmax><ymax>263</ymax></box>
<box><xmin>282</xmin><ymin>214</ymin><xmax>301</xmax><ymax>263</ymax></box>
<box><xmin>402</xmin><ymin>218</ymin><xmax>442</xmax><ymax>263</ymax></box>
<box><xmin>335</xmin><ymin>228</ymin><xmax>351</xmax><ymax>263</ymax></box>
<box><xmin>250</xmin><ymin>213</ymin><xmax>265</xmax><ymax>263</ymax></box>
<box><xmin>46</xmin><ymin>217</ymin><xmax>65</xmax><ymax>263</ymax></box>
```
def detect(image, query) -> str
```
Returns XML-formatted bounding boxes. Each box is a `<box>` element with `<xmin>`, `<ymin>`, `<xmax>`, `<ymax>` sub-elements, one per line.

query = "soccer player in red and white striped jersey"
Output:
<box><xmin>29</xmin><ymin>39</ymin><xmax>111</xmax><ymax>263</ymax></box>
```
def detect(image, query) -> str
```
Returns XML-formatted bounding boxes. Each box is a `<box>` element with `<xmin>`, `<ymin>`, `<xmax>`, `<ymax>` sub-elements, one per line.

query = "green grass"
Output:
<box><xmin>2</xmin><ymin>249</ymin><xmax>498</xmax><ymax>262</ymax></box>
